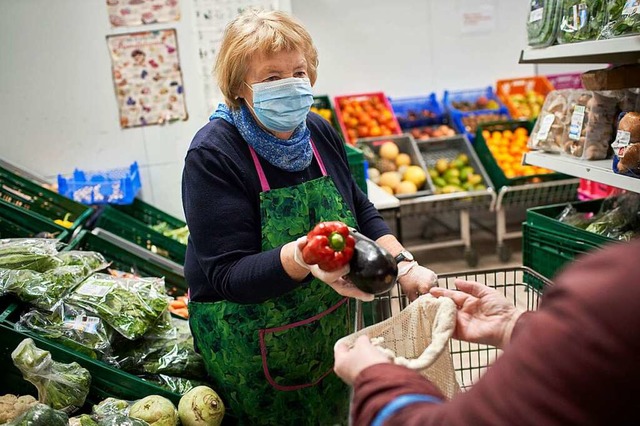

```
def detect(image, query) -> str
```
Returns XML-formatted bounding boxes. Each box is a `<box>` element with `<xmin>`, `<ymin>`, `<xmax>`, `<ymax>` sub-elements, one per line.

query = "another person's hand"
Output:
<box><xmin>294</xmin><ymin>237</ymin><xmax>374</xmax><ymax>302</ymax></box>
<box><xmin>334</xmin><ymin>335</ymin><xmax>391</xmax><ymax>386</ymax></box>
<box><xmin>399</xmin><ymin>264</ymin><xmax>438</xmax><ymax>302</ymax></box>
<box><xmin>430</xmin><ymin>279</ymin><xmax>524</xmax><ymax>349</ymax></box>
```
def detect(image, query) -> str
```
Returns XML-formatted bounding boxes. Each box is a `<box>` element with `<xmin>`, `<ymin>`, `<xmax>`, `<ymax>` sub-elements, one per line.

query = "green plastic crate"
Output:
<box><xmin>114</xmin><ymin>198</ymin><xmax>187</xmax><ymax>231</ymax></box>
<box><xmin>526</xmin><ymin>199</ymin><xmax>615</xmax><ymax>247</ymax></box>
<box><xmin>0</xmin><ymin>322</ymin><xmax>181</xmax><ymax>406</ymax></box>
<box><xmin>474</xmin><ymin>120</ymin><xmax>570</xmax><ymax>189</ymax></box>
<box><xmin>95</xmin><ymin>205</ymin><xmax>186</xmax><ymax>265</ymax></box>
<box><xmin>345</xmin><ymin>144</ymin><xmax>368</xmax><ymax>195</ymax></box>
<box><xmin>522</xmin><ymin>223</ymin><xmax>604</xmax><ymax>279</ymax></box>
<box><xmin>0</xmin><ymin>167</ymin><xmax>94</xmax><ymax>235</ymax></box>
<box><xmin>0</xmin><ymin>199</ymin><xmax>69</xmax><ymax>241</ymax></box>
<box><xmin>66</xmin><ymin>230</ymin><xmax>187</xmax><ymax>296</ymax></box>
<box><xmin>313</xmin><ymin>95</ymin><xmax>343</xmax><ymax>139</ymax></box>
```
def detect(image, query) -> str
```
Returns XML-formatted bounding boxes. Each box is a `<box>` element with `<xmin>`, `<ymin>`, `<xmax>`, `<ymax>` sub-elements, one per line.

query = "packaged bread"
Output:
<box><xmin>529</xmin><ymin>90</ymin><xmax>571</xmax><ymax>153</ymax></box>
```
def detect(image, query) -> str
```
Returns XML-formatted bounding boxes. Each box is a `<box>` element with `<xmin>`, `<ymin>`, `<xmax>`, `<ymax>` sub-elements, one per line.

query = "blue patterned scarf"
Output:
<box><xmin>210</xmin><ymin>103</ymin><xmax>312</xmax><ymax>172</ymax></box>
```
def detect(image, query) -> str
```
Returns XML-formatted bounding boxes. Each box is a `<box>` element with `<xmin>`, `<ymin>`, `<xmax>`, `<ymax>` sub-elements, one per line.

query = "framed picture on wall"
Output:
<box><xmin>107</xmin><ymin>29</ymin><xmax>188</xmax><ymax>128</ymax></box>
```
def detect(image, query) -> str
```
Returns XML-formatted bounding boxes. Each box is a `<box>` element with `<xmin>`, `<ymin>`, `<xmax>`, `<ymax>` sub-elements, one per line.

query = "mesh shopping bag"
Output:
<box><xmin>337</xmin><ymin>294</ymin><xmax>459</xmax><ymax>398</ymax></box>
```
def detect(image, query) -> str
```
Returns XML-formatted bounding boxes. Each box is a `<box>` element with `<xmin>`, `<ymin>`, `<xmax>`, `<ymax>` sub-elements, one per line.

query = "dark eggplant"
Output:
<box><xmin>347</xmin><ymin>230</ymin><xmax>398</xmax><ymax>295</ymax></box>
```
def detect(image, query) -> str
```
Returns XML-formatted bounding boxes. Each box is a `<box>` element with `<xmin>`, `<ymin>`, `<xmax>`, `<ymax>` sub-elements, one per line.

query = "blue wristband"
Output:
<box><xmin>371</xmin><ymin>393</ymin><xmax>443</xmax><ymax>426</ymax></box>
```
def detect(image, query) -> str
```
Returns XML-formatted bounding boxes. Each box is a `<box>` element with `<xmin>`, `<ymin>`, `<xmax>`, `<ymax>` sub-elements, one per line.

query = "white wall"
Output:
<box><xmin>0</xmin><ymin>0</ymin><xmax>593</xmax><ymax>219</ymax></box>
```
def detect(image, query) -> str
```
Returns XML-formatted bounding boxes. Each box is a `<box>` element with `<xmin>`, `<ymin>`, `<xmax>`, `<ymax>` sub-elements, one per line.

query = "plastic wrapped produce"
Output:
<box><xmin>529</xmin><ymin>90</ymin><xmax>571</xmax><ymax>152</ymax></box>
<box><xmin>558</xmin><ymin>0</ymin><xmax>607</xmax><ymax>43</ymax></box>
<box><xmin>68</xmin><ymin>273</ymin><xmax>170</xmax><ymax>340</ymax></box>
<box><xmin>612</xmin><ymin>111</ymin><xmax>640</xmax><ymax>176</ymax></box>
<box><xmin>562</xmin><ymin>90</ymin><xmax>619</xmax><ymax>160</ymax></box>
<box><xmin>112</xmin><ymin>317</ymin><xmax>205</xmax><ymax>380</ymax></box>
<box><xmin>16</xmin><ymin>303</ymin><xmax>115</xmax><ymax>360</ymax></box>
<box><xmin>528</xmin><ymin>0</ymin><xmax>564</xmax><ymax>47</ymax></box>
<box><xmin>601</xmin><ymin>0</ymin><xmax>640</xmax><ymax>38</ymax></box>
<box><xmin>11</xmin><ymin>338</ymin><xmax>91</xmax><ymax>413</ymax></box>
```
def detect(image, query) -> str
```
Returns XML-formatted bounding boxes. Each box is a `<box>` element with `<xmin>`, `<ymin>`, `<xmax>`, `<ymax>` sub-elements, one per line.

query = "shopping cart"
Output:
<box><xmin>355</xmin><ymin>266</ymin><xmax>552</xmax><ymax>391</ymax></box>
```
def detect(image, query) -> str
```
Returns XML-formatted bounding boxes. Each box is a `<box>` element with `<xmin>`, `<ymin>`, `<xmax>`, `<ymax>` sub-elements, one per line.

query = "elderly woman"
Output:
<box><xmin>182</xmin><ymin>9</ymin><xmax>437</xmax><ymax>424</ymax></box>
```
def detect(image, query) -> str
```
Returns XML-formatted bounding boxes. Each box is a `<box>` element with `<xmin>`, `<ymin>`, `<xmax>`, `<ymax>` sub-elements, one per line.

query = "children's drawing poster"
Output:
<box><xmin>107</xmin><ymin>29</ymin><xmax>188</xmax><ymax>128</ymax></box>
<box><xmin>107</xmin><ymin>0</ymin><xmax>181</xmax><ymax>27</ymax></box>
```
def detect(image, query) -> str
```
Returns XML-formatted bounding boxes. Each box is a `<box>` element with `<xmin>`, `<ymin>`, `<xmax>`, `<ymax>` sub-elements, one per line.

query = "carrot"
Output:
<box><xmin>170</xmin><ymin>299</ymin><xmax>187</xmax><ymax>309</ymax></box>
<box><xmin>172</xmin><ymin>307</ymin><xmax>189</xmax><ymax>318</ymax></box>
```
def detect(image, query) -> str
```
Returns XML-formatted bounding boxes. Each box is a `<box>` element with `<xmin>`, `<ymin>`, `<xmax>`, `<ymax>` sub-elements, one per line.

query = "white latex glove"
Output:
<box><xmin>399</xmin><ymin>263</ymin><xmax>439</xmax><ymax>302</ymax></box>
<box><xmin>294</xmin><ymin>236</ymin><xmax>375</xmax><ymax>302</ymax></box>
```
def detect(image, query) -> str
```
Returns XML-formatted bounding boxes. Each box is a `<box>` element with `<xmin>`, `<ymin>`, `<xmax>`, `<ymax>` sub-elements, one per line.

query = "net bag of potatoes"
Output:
<box><xmin>337</xmin><ymin>294</ymin><xmax>459</xmax><ymax>399</ymax></box>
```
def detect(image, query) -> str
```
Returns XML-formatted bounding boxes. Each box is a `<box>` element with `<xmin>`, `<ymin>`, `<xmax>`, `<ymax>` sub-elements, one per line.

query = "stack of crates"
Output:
<box><xmin>0</xmin><ymin>166</ymin><xmax>94</xmax><ymax>241</ymax></box>
<box><xmin>523</xmin><ymin>199</ymin><xmax>614</xmax><ymax>279</ymax></box>
<box><xmin>95</xmin><ymin>198</ymin><xmax>187</xmax><ymax>265</ymax></box>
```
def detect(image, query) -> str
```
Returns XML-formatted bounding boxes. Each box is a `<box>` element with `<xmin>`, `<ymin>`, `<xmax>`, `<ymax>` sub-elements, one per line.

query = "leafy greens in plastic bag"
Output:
<box><xmin>67</xmin><ymin>274</ymin><xmax>169</xmax><ymax>340</ymax></box>
<box><xmin>11</xmin><ymin>338</ymin><xmax>91</xmax><ymax>413</ymax></box>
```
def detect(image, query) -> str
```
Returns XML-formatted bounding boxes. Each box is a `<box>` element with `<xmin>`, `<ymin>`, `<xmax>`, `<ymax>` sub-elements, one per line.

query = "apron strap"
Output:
<box><xmin>248</xmin><ymin>139</ymin><xmax>326</xmax><ymax>192</ymax></box>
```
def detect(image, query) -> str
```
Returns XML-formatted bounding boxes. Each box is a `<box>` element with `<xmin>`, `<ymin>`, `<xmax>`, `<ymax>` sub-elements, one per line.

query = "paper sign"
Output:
<box><xmin>460</xmin><ymin>1</ymin><xmax>496</xmax><ymax>34</ymax></box>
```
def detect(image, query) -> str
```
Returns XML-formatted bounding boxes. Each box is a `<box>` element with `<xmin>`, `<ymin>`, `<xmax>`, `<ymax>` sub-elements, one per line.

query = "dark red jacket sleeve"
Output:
<box><xmin>351</xmin><ymin>240</ymin><xmax>640</xmax><ymax>426</ymax></box>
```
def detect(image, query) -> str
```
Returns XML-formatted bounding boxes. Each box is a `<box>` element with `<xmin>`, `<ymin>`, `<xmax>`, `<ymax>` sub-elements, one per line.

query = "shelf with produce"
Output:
<box><xmin>523</xmin><ymin>151</ymin><xmax>640</xmax><ymax>193</ymax></box>
<box><xmin>519</xmin><ymin>36</ymin><xmax>640</xmax><ymax>64</ymax></box>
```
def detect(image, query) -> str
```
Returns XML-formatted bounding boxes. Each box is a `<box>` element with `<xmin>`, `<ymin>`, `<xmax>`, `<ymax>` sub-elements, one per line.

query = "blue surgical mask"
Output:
<box><xmin>247</xmin><ymin>77</ymin><xmax>314</xmax><ymax>132</ymax></box>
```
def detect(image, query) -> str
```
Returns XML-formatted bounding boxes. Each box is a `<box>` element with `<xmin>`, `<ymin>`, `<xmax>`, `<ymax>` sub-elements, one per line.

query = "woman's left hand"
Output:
<box><xmin>334</xmin><ymin>335</ymin><xmax>391</xmax><ymax>386</ymax></box>
<box><xmin>399</xmin><ymin>264</ymin><xmax>438</xmax><ymax>302</ymax></box>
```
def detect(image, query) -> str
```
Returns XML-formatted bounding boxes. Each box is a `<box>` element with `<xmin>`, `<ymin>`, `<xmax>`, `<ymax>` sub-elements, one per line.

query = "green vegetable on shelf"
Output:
<box><xmin>527</xmin><ymin>0</ymin><xmax>564</xmax><ymax>47</ymax></box>
<box><xmin>68</xmin><ymin>273</ymin><xmax>170</xmax><ymax>340</ymax></box>
<box><xmin>11</xmin><ymin>338</ymin><xmax>91</xmax><ymax>413</ymax></box>
<box><xmin>603</xmin><ymin>0</ymin><xmax>640</xmax><ymax>37</ymax></box>
<box><xmin>558</xmin><ymin>0</ymin><xmax>606</xmax><ymax>43</ymax></box>
<box><xmin>150</xmin><ymin>223</ymin><xmax>189</xmax><ymax>245</ymax></box>
<box><xmin>5</xmin><ymin>403</ymin><xmax>69</xmax><ymax>426</ymax></box>
<box><xmin>1</xmin><ymin>251</ymin><xmax>108</xmax><ymax>311</ymax></box>
<box><xmin>16</xmin><ymin>303</ymin><xmax>115</xmax><ymax>360</ymax></box>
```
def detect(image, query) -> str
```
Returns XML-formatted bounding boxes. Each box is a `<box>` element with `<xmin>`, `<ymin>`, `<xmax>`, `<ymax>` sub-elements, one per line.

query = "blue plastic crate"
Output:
<box><xmin>58</xmin><ymin>162</ymin><xmax>141</xmax><ymax>205</ymax></box>
<box><xmin>388</xmin><ymin>93</ymin><xmax>445</xmax><ymax>129</ymax></box>
<box><xmin>450</xmin><ymin>107</ymin><xmax>511</xmax><ymax>143</ymax></box>
<box><xmin>443</xmin><ymin>86</ymin><xmax>506</xmax><ymax>114</ymax></box>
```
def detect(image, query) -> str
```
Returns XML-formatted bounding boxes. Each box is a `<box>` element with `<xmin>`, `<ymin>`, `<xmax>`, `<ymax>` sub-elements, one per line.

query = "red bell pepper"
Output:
<box><xmin>302</xmin><ymin>221</ymin><xmax>356</xmax><ymax>272</ymax></box>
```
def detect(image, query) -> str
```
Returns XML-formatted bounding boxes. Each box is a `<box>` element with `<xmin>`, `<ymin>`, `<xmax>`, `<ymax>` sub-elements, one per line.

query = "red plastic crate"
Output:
<box><xmin>577</xmin><ymin>179</ymin><xmax>619</xmax><ymax>200</ymax></box>
<box><xmin>333</xmin><ymin>92</ymin><xmax>402</xmax><ymax>145</ymax></box>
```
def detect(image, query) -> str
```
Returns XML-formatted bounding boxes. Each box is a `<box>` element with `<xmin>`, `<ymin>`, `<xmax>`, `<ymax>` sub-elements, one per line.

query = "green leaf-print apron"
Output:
<box><xmin>189</xmin><ymin>141</ymin><xmax>356</xmax><ymax>425</ymax></box>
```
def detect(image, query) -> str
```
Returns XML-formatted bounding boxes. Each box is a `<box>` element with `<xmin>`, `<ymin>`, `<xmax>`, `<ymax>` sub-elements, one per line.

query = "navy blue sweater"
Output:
<box><xmin>182</xmin><ymin>112</ymin><xmax>391</xmax><ymax>303</ymax></box>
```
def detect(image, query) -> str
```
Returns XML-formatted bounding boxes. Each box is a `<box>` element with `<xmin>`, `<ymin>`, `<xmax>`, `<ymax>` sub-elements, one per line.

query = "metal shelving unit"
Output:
<box><xmin>523</xmin><ymin>152</ymin><xmax>640</xmax><ymax>193</ymax></box>
<box><xmin>519</xmin><ymin>36</ymin><xmax>640</xmax><ymax>64</ymax></box>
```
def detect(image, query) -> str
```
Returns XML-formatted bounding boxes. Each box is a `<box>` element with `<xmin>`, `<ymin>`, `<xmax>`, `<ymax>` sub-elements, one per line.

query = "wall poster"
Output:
<box><xmin>107</xmin><ymin>0</ymin><xmax>181</xmax><ymax>27</ymax></box>
<box><xmin>107</xmin><ymin>29</ymin><xmax>188</xmax><ymax>128</ymax></box>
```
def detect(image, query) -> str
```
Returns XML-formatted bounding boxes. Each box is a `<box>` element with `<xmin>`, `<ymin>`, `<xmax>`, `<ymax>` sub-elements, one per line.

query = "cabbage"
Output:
<box><xmin>128</xmin><ymin>396</ymin><xmax>177</xmax><ymax>426</ymax></box>
<box><xmin>178</xmin><ymin>386</ymin><xmax>225</xmax><ymax>426</ymax></box>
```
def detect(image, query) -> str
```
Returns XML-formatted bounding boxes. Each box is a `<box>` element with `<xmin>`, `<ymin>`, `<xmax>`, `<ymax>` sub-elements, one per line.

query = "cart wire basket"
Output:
<box><xmin>356</xmin><ymin>266</ymin><xmax>553</xmax><ymax>391</ymax></box>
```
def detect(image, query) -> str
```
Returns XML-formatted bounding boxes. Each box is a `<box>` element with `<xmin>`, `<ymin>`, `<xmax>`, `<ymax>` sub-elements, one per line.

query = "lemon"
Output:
<box><xmin>379</xmin><ymin>171</ymin><xmax>402</xmax><ymax>189</ymax></box>
<box><xmin>403</xmin><ymin>165</ymin><xmax>426</xmax><ymax>189</ymax></box>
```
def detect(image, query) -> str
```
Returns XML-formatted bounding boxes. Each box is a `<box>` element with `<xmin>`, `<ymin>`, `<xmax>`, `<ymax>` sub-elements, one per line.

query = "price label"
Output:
<box><xmin>63</xmin><ymin>315</ymin><xmax>100</xmax><ymax>334</ymax></box>
<box><xmin>529</xmin><ymin>7</ymin><xmax>544</xmax><ymax>22</ymax></box>
<box><xmin>536</xmin><ymin>113</ymin><xmax>556</xmax><ymax>142</ymax></box>
<box><xmin>612</xmin><ymin>130</ymin><xmax>631</xmax><ymax>158</ymax></box>
<box><xmin>623</xmin><ymin>0</ymin><xmax>639</xmax><ymax>16</ymax></box>
<box><xmin>568</xmin><ymin>105</ymin><xmax>586</xmax><ymax>141</ymax></box>
<box><xmin>75</xmin><ymin>281</ymin><xmax>111</xmax><ymax>298</ymax></box>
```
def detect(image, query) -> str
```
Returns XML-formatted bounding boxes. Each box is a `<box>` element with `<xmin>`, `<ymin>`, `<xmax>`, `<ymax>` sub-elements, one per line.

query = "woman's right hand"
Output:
<box><xmin>430</xmin><ymin>279</ymin><xmax>524</xmax><ymax>349</ymax></box>
<box><xmin>292</xmin><ymin>237</ymin><xmax>374</xmax><ymax>302</ymax></box>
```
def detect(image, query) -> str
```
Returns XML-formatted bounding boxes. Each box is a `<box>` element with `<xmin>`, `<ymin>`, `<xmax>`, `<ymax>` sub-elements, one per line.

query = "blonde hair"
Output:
<box><xmin>214</xmin><ymin>9</ymin><xmax>318</xmax><ymax>109</ymax></box>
